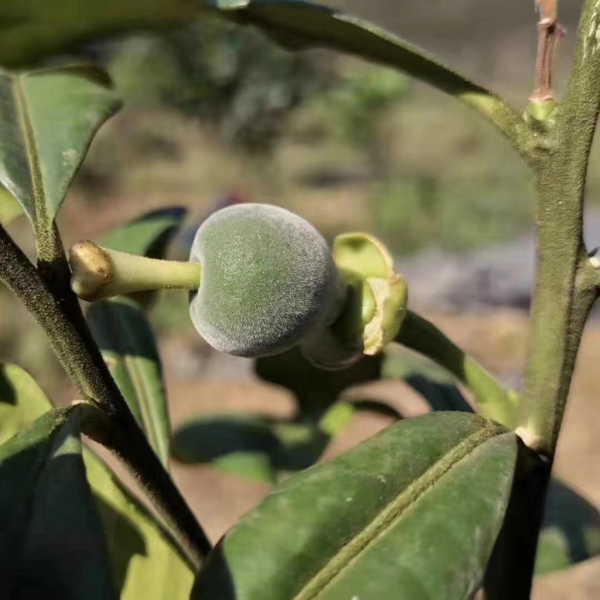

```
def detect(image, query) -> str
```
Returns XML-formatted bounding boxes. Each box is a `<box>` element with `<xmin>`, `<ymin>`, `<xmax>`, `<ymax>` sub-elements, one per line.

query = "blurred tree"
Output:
<box><xmin>107</xmin><ymin>18</ymin><xmax>332</xmax><ymax>154</ymax></box>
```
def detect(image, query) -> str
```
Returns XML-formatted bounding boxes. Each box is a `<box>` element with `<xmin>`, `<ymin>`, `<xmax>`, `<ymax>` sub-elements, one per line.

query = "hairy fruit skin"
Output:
<box><xmin>189</xmin><ymin>204</ymin><xmax>341</xmax><ymax>357</ymax></box>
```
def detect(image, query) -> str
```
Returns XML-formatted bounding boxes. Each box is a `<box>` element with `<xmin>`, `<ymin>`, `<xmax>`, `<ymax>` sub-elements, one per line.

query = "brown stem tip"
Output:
<box><xmin>531</xmin><ymin>0</ymin><xmax>565</xmax><ymax>102</ymax></box>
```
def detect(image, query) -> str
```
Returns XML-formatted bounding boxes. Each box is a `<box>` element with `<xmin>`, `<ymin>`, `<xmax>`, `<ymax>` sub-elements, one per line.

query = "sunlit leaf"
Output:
<box><xmin>86</xmin><ymin>297</ymin><xmax>171</xmax><ymax>467</ymax></box>
<box><xmin>194</xmin><ymin>412</ymin><xmax>521</xmax><ymax>599</ymax></box>
<box><xmin>0</xmin><ymin>185</ymin><xmax>22</xmax><ymax>225</ymax></box>
<box><xmin>99</xmin><ymin>206</ymin><xmax>187</xmax><ymax>259</ymax></box>
<box><xmin>202</xmin><ymin>0</ymin><xmax>493</xmax><ymax>105</ymax></box>
<box><xmin>0</xmin><ymin>66</ymin><xmax>119</xmax><ymax>235</ymax></box>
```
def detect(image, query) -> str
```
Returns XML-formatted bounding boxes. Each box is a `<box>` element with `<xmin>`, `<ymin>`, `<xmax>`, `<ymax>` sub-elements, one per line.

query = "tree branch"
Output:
<box><xmin>0</xmin><ymin>225</ymin><xmax>211</xmax><ymax>566</ymax></box>
<box><xmin>517</xmin><ymin>0</ymin><xmax>600</xmax><ymax>457</ymax></box>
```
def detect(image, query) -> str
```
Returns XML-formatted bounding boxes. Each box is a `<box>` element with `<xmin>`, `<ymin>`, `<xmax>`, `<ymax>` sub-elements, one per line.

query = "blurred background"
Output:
<box><xmin>2</xmin><ymin>1</ymin><xmax>600</xmax><ymax>596</ymax></box>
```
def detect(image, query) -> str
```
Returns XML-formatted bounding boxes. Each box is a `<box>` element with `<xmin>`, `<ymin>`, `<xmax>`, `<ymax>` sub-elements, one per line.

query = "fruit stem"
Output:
<box><xmin>69</xmin><ymin>241</ymin><xmax>202</xmax><ymax>301</ymax></box>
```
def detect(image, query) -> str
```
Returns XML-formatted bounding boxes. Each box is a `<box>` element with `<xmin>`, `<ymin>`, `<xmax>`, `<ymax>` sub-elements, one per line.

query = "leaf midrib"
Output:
<box><xmin>11</xmin><ymin>75</ymin><xmax>48</xmax><ymax>236</ymax></box>
<box><xmin>293</xmin><ymin>422</ymin><xmax>505</xmax><ymax>599</ymax></box>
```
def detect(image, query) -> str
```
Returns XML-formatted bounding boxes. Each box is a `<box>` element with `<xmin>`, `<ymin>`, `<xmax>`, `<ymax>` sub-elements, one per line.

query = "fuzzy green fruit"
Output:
<box><xmin>189</xmin><ymin>204</ymin><xmax>342</xmax><ymax>357</ymax></box>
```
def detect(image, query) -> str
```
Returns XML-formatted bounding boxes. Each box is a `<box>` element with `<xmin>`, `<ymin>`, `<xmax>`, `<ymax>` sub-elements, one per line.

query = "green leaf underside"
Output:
<box><xmin>99</xmin><ymin>206</ymin><xmax>187</xmax><ymax>259</ymax></box>
<box><xmin>0</xmin><ymin>407</ymin><xmax>116</xmax><ymax>598</ymax></box>
<box><xmin>205</xmin><ymin>0</ymin><xmax>488</xmax><ymax>101</ymax></box>
<box><xmin>0</xmin><ymin>363</ymin><xmax>193</xmax><ymax>598</ymax></box>
<box><xmin>86</xmin><ymin>297</ymin><xmax>171</xmax><ymax>467</ymax></box>
<box><xmin>0</xmin><ymin>66</ymin><xmax>119</xmax><ymax>232</ymax></box>
<box><xmin>0</xmin><ymin>1</ymin><xmax>197</xmax><ymax>67</ymax></box>
<box><xmin>194</xmin><ymin>412</ymin><xmax>519</xmax><ymax>599</ymax></box>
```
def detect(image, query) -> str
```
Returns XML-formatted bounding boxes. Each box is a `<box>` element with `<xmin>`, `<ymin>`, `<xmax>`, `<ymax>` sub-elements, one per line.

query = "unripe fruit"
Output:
<box><xmin>189</xmin><ymin>204</ymin><xmax>342</xmax><ymax>357</ymax></box>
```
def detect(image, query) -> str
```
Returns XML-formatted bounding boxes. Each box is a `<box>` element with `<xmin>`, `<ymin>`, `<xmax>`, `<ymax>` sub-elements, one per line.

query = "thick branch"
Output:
<box><xmin>0</xmin><ymin>225</ymin><xmax>211</xmax><ymax>565</ymax></box>
<box><xmin>518</xmin><ymin>0</ymin><xmax>600</xmax><ymax>456</ymax></box>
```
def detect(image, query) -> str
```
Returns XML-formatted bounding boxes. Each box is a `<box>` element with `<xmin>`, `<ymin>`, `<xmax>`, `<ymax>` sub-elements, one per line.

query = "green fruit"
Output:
<box><xmin>189</xmin><ymin>204</ymin><xmax>342</xmax><ymax>357</ymax></box>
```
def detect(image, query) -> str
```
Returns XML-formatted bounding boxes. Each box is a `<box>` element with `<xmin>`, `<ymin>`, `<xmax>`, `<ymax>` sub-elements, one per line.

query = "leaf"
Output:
<box><xmin>83</xmin><ymin>449</ymin><xmax>194</xmax><ymax>599</ymax></box>
<box><xmin>0</xmin><ymin>362</ymin><xmax>194</xmax><ymax>598</ymax></box>
<box><xmin>0</xmin><ymin>362</ymin><xmax>53</xmax><ymax>440</ymax></box>
<box><xmin>0</xmin><ymin>406</ymin><xmax>116</xmax><ymax>598</ymax></box>
<box><xmin>382</xmin><ymin>345</ymin><xmax>473</xmax><ymax>413</ymax></box>
<box><xmin>0</xmin><ymin>185</ymin><xmax>22</xmax><ymax>225</ymax></box>
<box><xmin>0</xmin><ymin>1</ymin><xmax>198</xmax><ymax>67</ymax></box>
<box><xmin>172</xmin><ymin>413</ymin><xmax>331</xmax><ymax>484</ymax></box>
<box><xmin>86</xmin><ymin>297</ymin><xmax>171</xmax><ymax>466</ymax></box>
<box><xmin>194</xmin><ymin>412</ymin><xmax>521</xmax><ymax>599</ymax></box>
<box><xmin>333</xmin><ymin>233</ymin><xmax>407</xmax><ymax>355</ymax></box>
<box><xmin>255</xmin><ymin>346</ymin><xmax>384</xmax><ymax>413</ymax></box>
<box><xmin>535</xmin><ymin>479</ymin><xmax>600</xmax><ymax>575</ymax></box>
<box><xmin>0</xmin><ymin>66</ymin><xmax>120</xmax><ymax>234</ymax></box>
<box><xmin>203</xmin><ymin>0</ymin><xmax>489</xmax><ymax>102</ymax></box>
<box><xmin>99</xmin><ymin>206</ymin><xmax>187</xmax><ymax>259</ymax></box>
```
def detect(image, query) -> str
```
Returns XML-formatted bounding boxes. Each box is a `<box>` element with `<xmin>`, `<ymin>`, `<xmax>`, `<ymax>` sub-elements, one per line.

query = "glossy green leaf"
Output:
<box><xmin>99</xmin><ymin>206</ymin><xmax>187</xmax><ymax>259</ymax></box>
<box><xmin>0</xmin><ymin>363</ymin><xmax>194</xmax><ymax>598</ymax></box>
<box><xmin>203</xmin><ymin>0</ymin><xmax>489</xmax><ymax>102</ymax></box>
<box><xmin>86</xmin><ymin>297</ymin><xmax>171</xmax><ymax>466</ymax></box>
<box><xmin>535</xmin><ymin>479</ymin><xmax>600</xmax><ymax>575</ymax></box>
<box><xmin>0</xmin><ymin>66</ymin><xmax>119</xmax><ymax>232</ymax></box>
<box><xmin>194</xmin><ymin>412</ymin><xmax>520</xmax><ymax>599</ymax></box>
<box><xmin>0</xmin><ymin>1</ymin><xmax>197</xmax><ymax>67</ymax></box>
<box><xmin>0</xmin><ymin>406</ymin><xmax>116</xmax><ymax>598</ymax></box>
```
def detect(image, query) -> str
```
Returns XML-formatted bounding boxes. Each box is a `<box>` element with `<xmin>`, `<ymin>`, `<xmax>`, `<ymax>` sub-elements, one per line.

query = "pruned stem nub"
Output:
<box><xmin>531</xmin><ymin>0</ymin><xmax>564</xmax><ymax>102</ymax></box>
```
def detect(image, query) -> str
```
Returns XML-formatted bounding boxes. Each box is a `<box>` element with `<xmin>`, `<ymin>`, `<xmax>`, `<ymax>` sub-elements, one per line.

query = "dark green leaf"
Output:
<box><xmin>0</xmin><ymin>66</ymin><xmax>119</xmax><ymax>233</ymax></box>
<box><xmin>255</xmin><ymin>346</ymin><xmax>383</xmax><ymax>414</ymax></box>
<box><xmin>0</xmin><ymin>1</ymin><xmax>197</xmax><ymax>67</ymax></box>
<box><xmin>349</xmin><ymin>399</ymin><xmax>403</xmax><ymax>420</ymax></box>
<box><xmin>194</xmin><ymin>412</ymin><xmax>520</xmax><ymax>599</ymax></box>
<box><xmin>172</xmin><ymin>413</ymin><xmax>331</xmax><ymax>483</ymax></box>
<box><xmin>86</xmin><ymin>297</ymin><xmax>171</xmax><ymax>466</ymax></box>
<box><xmin>535</xmin><ymin>479</ymin><xmax>600</xmax><ymax>575</ymax></box>
<box><xmin>382</xmin><ymin>345</ymin><xmax>473</xmax><ymax>413</ymax></box>
<box><xmin>203</xmin><ymin>0</ymin><xmax>489</xmax><ymax>102</ymax></box>
<box><xmin>99</xmin><ymin>206</ymin><xmax>187</xmax><ymax>259</ymax></box>
<box><xmin>0</xmin><ymin>407</ymin><xmax>116</xmax><ymax>599</ymax></box>
<box><xmin>0</xmin><ymin>362</ymin><xmax>193</xmax><ymax>598</ymax></box>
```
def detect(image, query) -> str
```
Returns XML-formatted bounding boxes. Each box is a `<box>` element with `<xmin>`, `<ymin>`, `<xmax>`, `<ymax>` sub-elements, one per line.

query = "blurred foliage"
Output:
<box><xmin>307</xmin><ymin>62</ymin><xmax>409</xmax><ymax>178</ymax></box>
<box><xmin>107</xmin><ymin>17</ymin><xmax>331</xmax><ymax>153</ymax></box>
<box><xmin>373</xmin><ymin>173</ymin><xmax>534</xmax><ymax>255</ymax></box>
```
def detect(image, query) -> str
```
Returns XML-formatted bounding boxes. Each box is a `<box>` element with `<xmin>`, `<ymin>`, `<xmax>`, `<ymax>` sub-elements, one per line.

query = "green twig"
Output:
<box><xmin>395</xmin><ymin>310</ymin><xmax>517</xmax><ymax>427</ymax></box>
<box><xmin>0</xmin><ymin>225</ymin><xmax>211</xmax><ymax>566</ymax></box>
